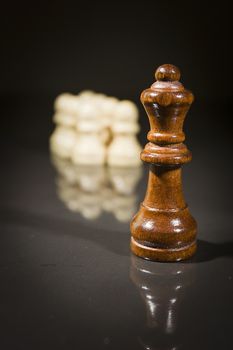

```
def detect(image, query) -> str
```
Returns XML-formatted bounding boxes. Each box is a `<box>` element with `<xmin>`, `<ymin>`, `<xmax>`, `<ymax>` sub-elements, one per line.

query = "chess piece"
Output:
<box><xmin>50</xmin><ymin>93</ymin><xmax>80</xmax><ymax>158</ymax></box>
<box><xmin>78</xmin><ymin>90</ymin><xmax>95</xmax><ymax>100</ymax></box>
<box><xmin>53</xmin><ymin>93</ymin><xmax>79</xmax><ymax>127</ymax></box>
<box><xmin>130</xmin><ymin>64</ymin><xmax>197</xmax><ymax>261</ymax></box>
<box><xmin>50</xmin><ymin>126</ymin><xmax>77</xmax><ymax>159</ymax></box>
<box><xmin>98</xmin><ymin>96</ymin><xmax>118</xmax><ymax>145</ymax></box>
<box><xmin>71</xmin><ymin>100</ymin><xmax>106</xmax><ymax>165</ymax></box>
<box><xmin>107</xmin><ymin>100</ymin><xmax>142</xmax><ymax>167</ymax></box>
<box><xmin>90</xmin><ymin>94</ymin><xmax>115</xmax><ymax>146</ymax></box>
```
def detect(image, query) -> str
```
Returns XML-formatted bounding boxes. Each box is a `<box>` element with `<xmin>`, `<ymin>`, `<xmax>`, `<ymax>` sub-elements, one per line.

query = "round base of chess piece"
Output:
<box><xmin>131</xmin><ymin>237</ymin><xmax>197</xmax><ymax>262</ymax></box>
<box><xmin>130</xmin><ymin>196</ymin><xmax>197</xmax><ymax>262</ymax></box>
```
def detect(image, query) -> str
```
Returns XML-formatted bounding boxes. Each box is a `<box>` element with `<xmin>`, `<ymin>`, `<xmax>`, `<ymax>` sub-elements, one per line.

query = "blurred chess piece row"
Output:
<box><xmin>51</xmin><ymin>155</ymin><xmax>143</xmax><ymax>222</ymax></box>
<box><xmin>50</xmin><ymin>90</ymin><xmax>142</xmax><ymax>167</ymax></box>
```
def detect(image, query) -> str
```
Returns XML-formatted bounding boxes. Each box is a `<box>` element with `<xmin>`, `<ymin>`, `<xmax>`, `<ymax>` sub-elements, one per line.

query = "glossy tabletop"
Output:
<box><xmin>0</xmin><ymin>98</ymin><xmax>232</xmax><ymax>350</ymax></box>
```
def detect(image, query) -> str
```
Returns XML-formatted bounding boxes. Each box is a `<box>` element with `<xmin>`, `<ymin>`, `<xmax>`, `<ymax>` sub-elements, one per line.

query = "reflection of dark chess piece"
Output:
<box><xmin>131</xmin><ymin>64</ymin><xmax>197</xmax><ymax>261</ymax></box>
<box><xmin>130</xmin><ymin>255</ymin><xmax>195</xmax><ymax>350</ymax></box>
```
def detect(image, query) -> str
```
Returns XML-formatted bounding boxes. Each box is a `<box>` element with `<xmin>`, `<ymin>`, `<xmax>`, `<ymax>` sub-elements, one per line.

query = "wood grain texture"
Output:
<box><xmin>130</xmin><ymin>64</ymin><xmax>197</xmax><ymax>262</ymax></box>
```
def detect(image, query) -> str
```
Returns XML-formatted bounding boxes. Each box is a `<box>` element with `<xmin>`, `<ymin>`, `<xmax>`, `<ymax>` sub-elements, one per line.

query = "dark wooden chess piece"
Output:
<box><xmin>130</xmin><ymin>64</ymin><xmax>197</xmax><ymax>261</ymax></box>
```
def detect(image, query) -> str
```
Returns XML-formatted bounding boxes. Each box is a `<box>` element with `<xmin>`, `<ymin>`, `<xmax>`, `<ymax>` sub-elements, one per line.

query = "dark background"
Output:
<box><xmin>1</xmin><ymin>0</ymin><xmax>232</xmax><ymax>207</ymax></box>
<box><xmin>1</xmin><ymin>0</ymin><xmax>232</xmax><ymax>98</ymax></box>
<box><xmin>1</xmin><ymin>0</ymin><xmax>232</xmax><ymax>144</ymax></box>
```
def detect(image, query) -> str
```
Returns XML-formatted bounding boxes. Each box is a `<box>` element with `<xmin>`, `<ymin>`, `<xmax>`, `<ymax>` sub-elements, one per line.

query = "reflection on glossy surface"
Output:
<box><xmin>130</xmin><ymin>255</ymin><xmax>196</xmax><ymax>350</ymax></box>
<box><xmin>1</xmin><ymin>145</ymin><xmax>233</xmax><ymax>349</ymax></box>
<box><xmin>51</xmin><ymin>154</ymin><xmax>142</xmax><ymax>222</ymax></box>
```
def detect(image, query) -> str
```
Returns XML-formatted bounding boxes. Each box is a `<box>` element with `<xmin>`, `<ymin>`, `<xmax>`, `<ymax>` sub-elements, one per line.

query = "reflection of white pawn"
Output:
<box><xmin>108</xmin><ymin>166</ymin><xmax>143</xmax><ymax>222</ymax></box>
<box><xmin>50</xmin><ymin>155</ymin><xmax>79</xmax><ymax>185</ymax></box>
<box><xmin>51</xmin><ymin>155</ymin><xmax>81</xmax><ymax>212</ymax></box>
<box><xmin>108</xmin><ymin>166</ymin><xmax>143</xmax><ymax>195</ymax></box>
<box><xmin>72</xmin><ymin>101</ymin><xmax>106</xmax><ymax>165</ymax></box>
<box><xmin>57</xmin><ymin>180</ymin><xmax>81</xmax><ymax>213</ymax></box>
<box><xmin>112</xmin><ymin>195</ymin><xmax>137</xmax><ymax>222</ymax></box>
<box><xmin>107</xmin><ymin>100</ymin><xmax>142</xmax><ymax>167</ymax></box>
<box><xmin>77</xmin><ymin>165</ymin><xmax>107</xmax><ymax>220</ymax></box>
<box><xmin>78</xmin><ymin>192</ymin><xmax>103</xmax><ymax>220</ymax></box>
<box><xmin>77</xmin><ymin>165</ymin><xmax>107</xmax><ymax>193</ymax></box>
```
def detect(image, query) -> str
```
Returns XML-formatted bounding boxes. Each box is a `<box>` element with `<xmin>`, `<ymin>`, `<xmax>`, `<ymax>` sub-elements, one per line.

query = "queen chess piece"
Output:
<box><xmin>130</xmin><ymin>64</ymin><xmax>197</xmax><ymax>261</ymax></box>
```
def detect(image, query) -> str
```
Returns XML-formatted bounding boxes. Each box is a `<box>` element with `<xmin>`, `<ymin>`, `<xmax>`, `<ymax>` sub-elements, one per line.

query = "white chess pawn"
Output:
<box><xmin>53</xmin><ymin>93</ymin><xmax>80</xmax><ymax>127</ymax></box>
<box><xmin>72</xmin><ymin>101</ymin><xmax>106</xmax><ymax>165</ymax></box>
<box><xmin>54</xmin><ymin>93</ymin><xmax>72</xmax><ymax>111</ymax></box>
<box><xmin>107</xmin><ymin>100</ymin><xmax>142</xmax><ymax>167</ymax></box>
<box><xmin>50</xmin><ymin>126</ymin><xmax>77</xmax><ymax>159</ymax></box>
<box><xmin>98</xmin><ymin>96</ymin><xmax>118</xmax><ymax>145</ymax></box>
<box><xmin>85</xmin><ymin>92</ymin><xmax>108</xmax><ymax>145</ymax></box>
<box><xmin>78</xmin><ymin>90</ymin><xmax>95</xmax><ymax>101</ymax></box>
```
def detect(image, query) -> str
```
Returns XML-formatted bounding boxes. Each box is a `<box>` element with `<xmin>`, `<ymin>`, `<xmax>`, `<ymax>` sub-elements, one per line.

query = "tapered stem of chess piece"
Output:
<box><xmin>130</xmin><ymin>64</ymin><xmax>197</xmax><ymax>261</ymax></box>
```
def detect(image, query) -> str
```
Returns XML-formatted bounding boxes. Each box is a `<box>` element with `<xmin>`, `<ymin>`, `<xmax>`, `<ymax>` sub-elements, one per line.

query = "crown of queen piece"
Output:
<box><xmin>140</xmin><ymin>64</ymin><xmax>194</xmax><ymax>165</ymax></box>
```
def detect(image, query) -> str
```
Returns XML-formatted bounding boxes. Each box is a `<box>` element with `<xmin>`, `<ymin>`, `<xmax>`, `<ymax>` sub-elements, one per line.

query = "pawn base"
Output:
<box><xmin>131</xmin><ymin>237</ymin><xmax>197</xmax><ymax>262</ymax></box>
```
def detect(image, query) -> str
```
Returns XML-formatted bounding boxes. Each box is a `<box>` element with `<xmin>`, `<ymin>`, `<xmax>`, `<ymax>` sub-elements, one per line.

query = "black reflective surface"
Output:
<box><xmin>0</xmin><ymin>99</ymin><xmax>233</xmax><ymax>349</ymax></box>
